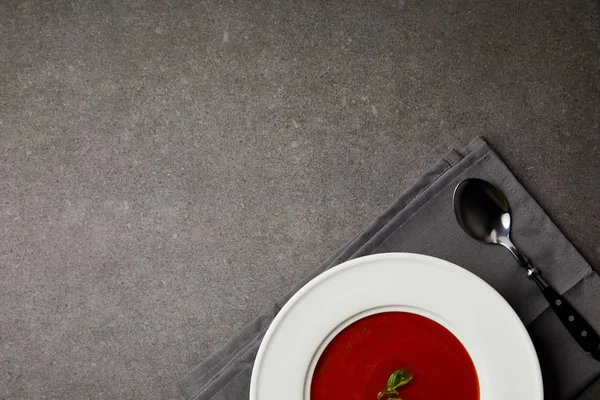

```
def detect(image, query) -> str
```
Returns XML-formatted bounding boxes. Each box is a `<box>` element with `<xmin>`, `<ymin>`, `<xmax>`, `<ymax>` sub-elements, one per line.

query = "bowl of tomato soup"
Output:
<box><xmin>250</xmin><ymin>253</ymin><xmax>543</xmax><ymax>400</ymax></box>
<box><xmin>310</xmin><ymin>311</ymin><xmax>479</xmax><ymax>400</ymax></box>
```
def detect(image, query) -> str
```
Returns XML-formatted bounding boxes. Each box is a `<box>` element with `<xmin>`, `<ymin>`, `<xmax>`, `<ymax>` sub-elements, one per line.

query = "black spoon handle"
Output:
<box><xmin>532</xmin><ymin>271</ymin><xmax>600</xmax><ymax>361</ymax></box>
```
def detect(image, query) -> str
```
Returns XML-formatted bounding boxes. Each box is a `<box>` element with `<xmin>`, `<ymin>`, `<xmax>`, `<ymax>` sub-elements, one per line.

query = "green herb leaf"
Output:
<box><xmin>386</xmin><ymin>369</ymin><xmax>413</xmax><ymax>391</ymax></box>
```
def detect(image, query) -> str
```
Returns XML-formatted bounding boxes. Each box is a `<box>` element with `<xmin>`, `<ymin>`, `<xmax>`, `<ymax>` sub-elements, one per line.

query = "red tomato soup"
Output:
<box><xmin>310</xmin><ymin>312</ymin><xmax>479</xmax><ymax>400</ymax></box>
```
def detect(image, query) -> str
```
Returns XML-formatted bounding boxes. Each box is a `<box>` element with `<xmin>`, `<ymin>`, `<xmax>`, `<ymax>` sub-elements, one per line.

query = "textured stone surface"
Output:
<box><xmin>1</xmin><ymin>0</ymin><xmax>598</xmax><ymax>398</ymax></box>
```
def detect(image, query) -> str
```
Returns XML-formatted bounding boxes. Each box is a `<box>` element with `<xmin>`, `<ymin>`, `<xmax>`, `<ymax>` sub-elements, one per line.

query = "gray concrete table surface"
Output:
<box><xmin>1</xmin><ymin>0</ymin><xmax>599</xmax><ymax>398</ymax></box>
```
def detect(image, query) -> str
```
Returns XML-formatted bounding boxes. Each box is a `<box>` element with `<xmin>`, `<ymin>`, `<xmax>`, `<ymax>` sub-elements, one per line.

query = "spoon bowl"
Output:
<box><xmin>453</xmin><ymin>178</ymin><xmax>511</xmax><ymax>244</ymax></box>
<box><xmin>453</xmin><ymin>179</ymin><xmax>525</xmax><ymax>264</ymax></box>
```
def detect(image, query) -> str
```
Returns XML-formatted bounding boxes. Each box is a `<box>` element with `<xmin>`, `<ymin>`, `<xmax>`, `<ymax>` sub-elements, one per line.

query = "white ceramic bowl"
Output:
<box><xmin>250</xmin><ymin>253</ymin><xmax>543</xmax><ymax>400</ymax></box>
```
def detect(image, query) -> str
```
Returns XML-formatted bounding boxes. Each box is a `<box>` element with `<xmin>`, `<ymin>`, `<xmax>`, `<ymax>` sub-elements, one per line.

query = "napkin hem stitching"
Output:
<box><xmin>373</xmin><ymin>149</ymin><xmax>491</xmax><ymax>252</ymax></box>
<box><xmin>206</xmin><ymin>368</ymin><xmax>246</xmax><ymax>400</ymax></box>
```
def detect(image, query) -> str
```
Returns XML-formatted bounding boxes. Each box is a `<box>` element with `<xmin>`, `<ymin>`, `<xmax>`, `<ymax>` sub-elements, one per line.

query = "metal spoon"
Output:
<box><xmin>453</xmin><ymin>178</ymin><xmax>600</xmax><ymax>361</ymax></box>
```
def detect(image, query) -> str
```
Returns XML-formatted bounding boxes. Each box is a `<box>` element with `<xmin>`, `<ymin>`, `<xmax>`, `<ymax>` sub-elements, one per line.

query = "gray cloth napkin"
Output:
<box><xmin>180</xmin><ymin>137</ymin><xmax>600</xmax><ymax>400</ymax></box>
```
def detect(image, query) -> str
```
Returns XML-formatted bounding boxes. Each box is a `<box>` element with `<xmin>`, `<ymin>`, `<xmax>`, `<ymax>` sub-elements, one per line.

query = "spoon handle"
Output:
<box><xmin>540</xmin><ymin>283</ymin><xmax>600</xmax><ymax>361</ymax></box>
